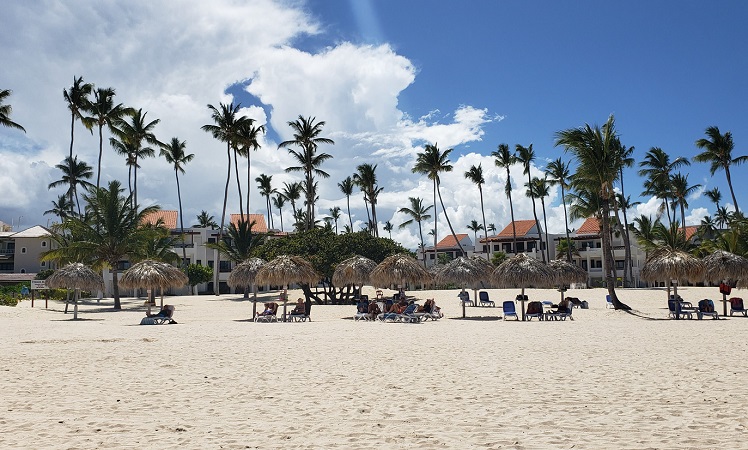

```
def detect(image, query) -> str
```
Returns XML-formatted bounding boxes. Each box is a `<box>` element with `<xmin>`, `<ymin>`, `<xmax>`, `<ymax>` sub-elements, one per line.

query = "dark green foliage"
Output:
<box><xmin>185</xmin><ymin>263</ymin><xmax>213</xmax><ymax>288</ymax></box>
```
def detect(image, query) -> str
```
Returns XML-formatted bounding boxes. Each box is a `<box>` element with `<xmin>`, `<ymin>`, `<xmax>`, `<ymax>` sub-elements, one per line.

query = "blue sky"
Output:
<box><xmin>1</xmin><ymin>1</ymin><xmax>747</xmax><ymax>249</ymax></box>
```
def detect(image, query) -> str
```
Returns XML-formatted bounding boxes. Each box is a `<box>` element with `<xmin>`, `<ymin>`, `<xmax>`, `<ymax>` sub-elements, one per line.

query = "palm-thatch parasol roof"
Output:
<box><xmin>434</xmin><ymin>256</ymin><xmax>491</xmax><ymax>287</ymax></box>
<box><xmin>549</xmin><ymin>259</ymin><xmax>588</xmax><ymax>286</ymax></box>
<box><xmin>255</xmin><ymin>255</ymin><xmax>321</xmax><ymax>287</ymax></box>
<box><xmin>369</xmin><ymin>253</ymin><xmax>432</xmax><ymax>288</ymax></box>
<box><xmin>119</xmin><ymin>260</ymin><xmax>188</xmax><ymax>291</ymax></box>
<box><xmin>46</xmin><ymin>263</ymin><xmax>104</xmax><ymax>292</ymax></box>
<box><xmin>227</xmin><ymin>257</ymin><xmax>266</xmax><ymax>289</ymax></box>
<box><xmin>640</xmin><ymin>250</ymin><xmax>705</xmax><ymax>284</ymax></box>
<box><xmin>492</xmin><ymin>253</ymin><xmax>555</xmax><ymax>289</ymax></box>
<box><xmin>702</xmin><ymin>250</ymin><xmax>748</xmax><ymax>284</ymax></box>
<box><xmin>332</xmin><ymin>255</ymin><xmax>376</xmax><ymax>287</ymax></box>
<box><xmin>46</xmin><ymin>263</ymin><xmax>104</xmax><ymax>320</ymax></box>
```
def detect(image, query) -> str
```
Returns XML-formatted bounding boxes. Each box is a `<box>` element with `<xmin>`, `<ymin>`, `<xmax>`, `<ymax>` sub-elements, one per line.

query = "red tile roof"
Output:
<box><xmin>498</xmin><ymin>220</ymin><xmax>537</xmax><ymax>237</ymax></box>
<box><xmin>142</xmin><ymin>210</ymin><xmax>178</xmax><ymax>229</ymax></box>
<box><xmin>684</xmin><ymin>225</ymin><xmax>698</xmax><ymax>241</ymax></box>
<box><xmin>576</xmin><ymin>218</ymin><xmax>600</xmax><ymax>235</ymax></box>
<box><xmin>230</xmin><ymin>214</ymin><xmax>268</xmax><ymax>233</ymax></box>
<box><xmin>435</xmin><ymin>233</ymin><xmax>469</xmax><ymax>249</ymax></box>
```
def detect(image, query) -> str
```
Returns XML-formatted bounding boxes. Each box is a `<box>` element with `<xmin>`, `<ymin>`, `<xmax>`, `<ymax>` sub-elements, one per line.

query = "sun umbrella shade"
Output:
<box><xmin>46</xmin><ymin>263</ymin><xmax>104</xmax><ymax>292</ymax></box>
<box><xmin>255</xmin><ymin>255</ymin><xmax>321</xmax><ymax>287</ymax></box>
<box><xmin>641</xmin><ymin>250</ymin><xmax>705</xmax><ymax>284</ymax></box>
<box><xmin>549</xmin><ymin>259</ymin><xmax>588</xmax><ymax>286</ymax></box>
<box><xmin>119</xmin><ymin>260</ymin><xmax>188</xmax><ymax>290</ymax></box>
<box><xmin>369</xmin><ymin>253</ymin><xmax>432</xmax><ymax>288</ymax></box>
<box><xmin>228</xmin><ymin>257</ymin><xmax>266</xmax><ymax>289</ymax></box>
<box><xmin>332</xmin><ymin>255</ymin><xmax>377</xmax><ymax>287</ymax></box>
<box><xmin>702</xmin><ymin>250</ymin><xmax>748</xmax><ymax>284</ymax></box>
<box><xmin>434</xmin><ymin>256</ymin><xmax>491</xmax><ymax>288</ymax></box>
<box><xmin>492</xmin><ymin>253</ymin><xmax>555</xmax><ymax>288</ymax></box>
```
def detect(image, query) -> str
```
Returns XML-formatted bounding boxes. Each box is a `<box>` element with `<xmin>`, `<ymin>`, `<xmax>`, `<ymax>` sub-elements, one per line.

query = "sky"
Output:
<box><xmin>2</xmin><ymin>0</ymin><xmax>748</xmax><ymax>250</ymax></box>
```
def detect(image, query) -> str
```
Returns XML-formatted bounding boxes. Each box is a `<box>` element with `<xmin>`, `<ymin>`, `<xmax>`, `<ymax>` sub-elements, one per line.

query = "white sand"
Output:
<box><xmin>2</xmin><ymin>286</ymin><xmax>747</xmax><ymax>449</ymax></box>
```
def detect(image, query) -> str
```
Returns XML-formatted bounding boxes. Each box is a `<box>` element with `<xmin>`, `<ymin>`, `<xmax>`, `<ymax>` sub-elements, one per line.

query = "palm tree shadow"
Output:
<box><xmin>449</xmin><ymin>316</ymin><xmax>502</xmax><ymax>321</ymax></box>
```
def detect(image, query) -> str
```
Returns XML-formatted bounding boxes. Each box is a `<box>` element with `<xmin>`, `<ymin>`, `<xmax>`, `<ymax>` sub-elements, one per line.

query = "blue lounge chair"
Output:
<box><xmin>729</xmin><ymin>297</ymin><xmax>747</xmax><ymax>316</ymax></box>
<box><xmin>502</xmin><ymin>301</ymin><xmax>519</xmax><ymax>321</ymax></box>
<box><xmin>478</xmin><ymin>291</ymin><xmax>495</xmax><ymax>307</ymax></box>
<box><xmin>667</xmin><ymin>299</ymin><xmax>696</xmax><ymax>319</ymax></box>
<box><xmin>458</xmin><ymin>291</ymin><xmax>473</xmax><ymax>307</ymax></box>
<box><xmin>605</xmin><ymin>295</ymin><xmax>614</xmax><ymax>309</ymax></box>
<box><xmin>696</xmin><ymin>299</ymin><xmax>718</xmax><ymax>320</ymax></box>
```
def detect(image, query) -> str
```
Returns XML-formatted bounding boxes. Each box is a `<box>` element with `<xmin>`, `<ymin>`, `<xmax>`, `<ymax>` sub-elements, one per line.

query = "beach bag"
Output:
<box><xmin>581</xmin><ymin>300</ymin><xmax>589</xmax><ymax>309</ymax></box>
<box><xmin>720</xmin><ymin>283</ymin><xmax>732</xmax><ymax>295</ymax></box>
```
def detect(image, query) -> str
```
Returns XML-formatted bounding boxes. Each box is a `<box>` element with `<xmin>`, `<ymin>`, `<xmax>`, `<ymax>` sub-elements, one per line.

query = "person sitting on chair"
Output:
<box><xmin>367</xmin><ymin>301</ymin><xmax>381</xmax><ymax>320</ymax></box>
<box><xmin>148</xmin><ymin>304</ymin><xmax>174</xmax><ymax>317</ymax></box>
<box><xmin>556</xmin><ymin>298</ymin><xmax>571</xmax><ymax>314</ymax></box>
<box><xmin>357</xmin><ymin>299</ymin><xmax>370</xmax><ymax>313</ymax></box>
<box><xmin>291</xmin><ymin>298</ymin><xmax>305</xmax><ymax>314</ymax></box>
<box><xmin>257</xmin><ymin>302</ymin><xmax>275</xmax><ymax>316</ymax></box>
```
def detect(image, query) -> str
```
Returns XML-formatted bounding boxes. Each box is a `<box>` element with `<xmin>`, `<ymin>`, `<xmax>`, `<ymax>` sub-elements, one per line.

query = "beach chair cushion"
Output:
<box><xmin>478</xmin><ymin>291</ymin><xmax>495</xmax><ymax>307</ymax></box>
<box><xmin>502</xmin><ymin>301</ymin><xmax>519</xmax><ymax>321</ymax></box>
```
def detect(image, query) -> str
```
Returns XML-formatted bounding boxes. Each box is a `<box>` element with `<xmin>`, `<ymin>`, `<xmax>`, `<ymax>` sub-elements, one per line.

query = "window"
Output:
<box><xmin>196</xmin><ymin>260</ymin><xmax>202</xmax><ymax>266</ymax></box>
<box><xmin>429</xmin><ymin>254</ymin><xmax>435</xmax><ymax>260</ymax></box>
<box><xmin>21</xmin><ymin>247</ymin><xmax>27</xmax><ymax>254</ymax></box>
<box><xmin>581</xmin><ymin>260</ymin><xmax>588</xmax><ymax>270</ymax></box>
<box><xmin>41</xmin><ymin>241</ymin><xmax>47</xmax><ymax>248</ymax></box>
<box><xmin>20</xmin><ymin>268</ymin><xmax>26</xmax><ymax>273</ymax></box>
<box><xmin>219</xmin><ymin>261</ymin><xmax>232</xmax><ymax>272</ymax></box>
<box><xmin>41</xmin><ymin>261</ymin><xmax>46</xmax><ymax>267</ymax></box>
<box><xmin>207</xmin><ymin>238</ymin><xmax>216</xmax><ymax>244</ymax></box>
<box><xmin>615</xmin><ymin>260</ymin><xmax>625</xmax><ymax>270</ymax></box>
<box><xmin>207</xmin><ymin>260</ymin><xmax>214</xmax><ymax>268</ymax></box>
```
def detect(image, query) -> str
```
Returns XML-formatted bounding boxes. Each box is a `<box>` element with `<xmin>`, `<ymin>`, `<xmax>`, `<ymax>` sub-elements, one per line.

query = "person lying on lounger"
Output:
<box><xmin>257</xmin><ymin>303</ymin><xmax>276</xmax><ymax>316</ymax></box>
<box><xmin>147</xmin><ymin>305</ymin><xmax>174</xmax><ymax>317</ymax></box>
<box><xmin>367</xmin><ymin>301</ymin><xmax>381</xmax><ymax>319</ymax></box>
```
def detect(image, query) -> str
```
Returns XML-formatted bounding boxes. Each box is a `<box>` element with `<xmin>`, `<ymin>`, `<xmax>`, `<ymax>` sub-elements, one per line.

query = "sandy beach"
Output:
<box><xmin>2</xmin><ymin>286</ymin><xmax>747</xmax><ymax>449</ymax></box>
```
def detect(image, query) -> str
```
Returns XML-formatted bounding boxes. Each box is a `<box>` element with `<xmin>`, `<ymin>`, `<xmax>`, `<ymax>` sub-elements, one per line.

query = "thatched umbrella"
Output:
<box><xmin>120</xmin><ymin>260</ymin><xmax>188</xmax><ymax>313</ymax></box>
<box><xmin>702</xmin><ymin>250</ymin><xmax>748</xmax><ymax>316</ymax></box>
<box><xmin>435</xmin><ymin>256</ymin><xmax>492</xmax><ymax>318</ymax></box>
<box><xmin>46</xmin><ymin>263</ymin><xmax>104</xmax><ymax>320</ymax></box>
<box><xmin>549</xmin><ymin>259</ymin><xmax>588</xmax><ymax>303</ymax></box>
<box><xmin>370</xmin><ymin>253</ymin><xmax>432</xmax><ymax>293</ymax></box>
<box><xmin>255</xmin><ymin>255</ymin><xmax>321</xmax><ymax>319</ymax></box>
<box><xmin>492</xmin><ymin>253</ymin><xmax>555</xmax><ymax>321</ymax></box>
<box><xmin>227</xmin><ymin>257</ymin><xmax>266</xmax><ymax>317</ymax></box>
<box><xmin>332</xmin><ymin>255</ymin><xmax>376</xmax><ymax>301</ymax></box>
<box><xmin>641</xmin><ymin>249</ymin><xmax>704</xmax><ymax>319</ymax></box>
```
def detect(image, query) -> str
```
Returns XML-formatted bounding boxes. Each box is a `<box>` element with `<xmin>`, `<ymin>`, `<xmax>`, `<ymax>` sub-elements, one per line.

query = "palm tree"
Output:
<box><xmin>528</xmin><ymin>176</ymin><xmax>551</xmax><ymax>262</ymax></box>
<box><xmin>48</xmin><ymin>156</ymin><xmax>94</xmax><ymax>215</ymax></box>
<box><xmin>235</xmin><ymin>120</ymin><xmax>265</xmax><ymax>215</ymax></box>
<box><xmin>278</xmin><ymin>116</ymin><xmax>334</xmax><ymax>230</ymax></box>
<box><xmin>399</xmin><ymin>197</ymin><xmax>433</xmax><ymax>266</ymax></box>
<box><xmin>555</xmin><ymin>115</ymin><xmax>630</xmax><ymax>310</ymax></box>
<box><xmin>111</xmin><ymin>108</ymin><xmax>160</xmax><ymax>210</ymax></box>
<box><xmin>329</xmin><ymin>206</ymin><xmax>342</xmax><ymax>234</ymax></box>
<box><xmin>202</xmin><ymin>102</ymin><xmax>249</xmax><ymax>294</ymax></box>
<box><xmin>383</xmin><ymin>220</ymin><xmax>394</xmax><ymax>239</ymax></box>
<box><xmin>546</xmin><ymin>157</ymin><xmax>572</xmax><ymax>262</ymax></box>
<box><xmin>353</xmin><ymin>163</ymin><xmax>383</xmax><ymax>237</ymax></box>
<box><xmin>205</xmin><ymin>219</ymin><xmax>266</xmax><ymax>263</ymax></box>
<box><xmin>466</xmin><ymin>220</ymin><xmax>484</xmax><ymax>254</ymax></box>
<box><xmin>630</xmin><ymin>215</ymin><xmax>660</xmax><ymax>260</ymax></box>
<box><xmin>196</xmin><ymin>210</ymin><xmax>218</xmax><ymax>229</ymax></box>
<box><xmin>43</xmin><ymin>180</ymin><xmax>160</xmax><ymax>309</ymax></box>
<box><xmin>44</xmin><ymin>195</ymin><xmax>75</xmax><ymax>222</ymax></box>
<box><xmin>715</xmin><ymin>206</ymin><xmax>732</xmax><ymax>229</ymax></box>
<box><xmin>464</xmin><ymin>164</ymin><xmax>489</xmax><ymax>259</ymax></box>
<box><xmin>492</xmin><ymin>143</ymin><xmax>517</xmax><ymax>253</ymax></box>
<box><xmin>638</xmin><ymin>147</ymin><xmax>690</xmax><ymax>225</ymax></box>
<box><xmin>338</xmin><ymin>176</ymin><xmax>355</xmax><ymax>231</ymax></box>
<box><xmin>670</xmin><ymin>172</ymin><xmax>701</xmax><ymax>230</ymax></box>
<box><xmin>516</xmin><ymin>143</ymin><xmax>544</xmax><ymax>261</ymax></box>
<box><xmin>412</xmin><ymin>143</ymin><xmax>465</xmax><ymax>255</ymax></box>
<box><xmin>108</xmin><ymin>136</ymin><xmax>137</xmax><ymax>195</ymax></box>
<box><xmin>63</xmin><ymin>76</ymin><xmax>93</xmax><ymax>160</ymax></box>
<box><xmin>704</xmin><ymin>187</ymin><xmax>722</xmax><ymax>211</ymax></box>
<box><xmin>695</xmin><ymin>126</ymin><xmax>748</xmax><ymax>213</ymax></box>
<box><xmin>256</xmin><ymin>174</ymin><xmax>276</xmax><ymax>229</ymax></box>
<box><xmin>160</xmin><ymin>137</ymin><xmax>194</xmax><ymax>266</ymax></box>
<box><xmin>282</xmin><ymin>181</ymin><xmax>303</xmax><ymax>220</ymax></box>
<box><xmin>87</xmin><ymin>87</ymin><xmax>132</xmax><ymax>189</ymax></box>
<box><xmin>0</xmin><ymin>89</ymin><xmax>26</xmax><ymax>132</ymax></box>
<box><xmin>616</xmin><ymin>193</ymin><xmax>641</xmax><ymax>285</ymax></box>
<box><xmin>272</xmin><ymin>194</ymin><xmax>286</xmax><ymax>232</ymax></box>
<box><xmin>487</xmin><ymin>223</ymin><xmax>496</xmax><ymax>234</ymax></box>
<box><xmin>613</xmin><ymin>142</ymin><xmax>636</xmax><ymax>286</ymax></box>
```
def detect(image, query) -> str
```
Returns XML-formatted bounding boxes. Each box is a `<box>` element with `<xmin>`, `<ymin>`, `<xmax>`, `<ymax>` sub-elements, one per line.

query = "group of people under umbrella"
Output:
<box><xmin>43</xmin><ymin>247</ymin><xmax>748</xmax><ymax>322</ymax></box>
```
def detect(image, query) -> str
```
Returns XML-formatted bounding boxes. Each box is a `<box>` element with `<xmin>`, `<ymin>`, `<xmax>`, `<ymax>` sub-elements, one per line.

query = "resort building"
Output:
<box><xmin>419</xmin><ymin>233</ymin><xmax>474</xmax><ymax>267</ymax></box>
<box><xmin>0</xmin><ymin>225</ymin><xmax>55</xmax><ymax>286</ymax></box>
<box><xmin>479</xmin><ymin>220</ymin><xmax>557</xmax><ymax>261</ymax></box>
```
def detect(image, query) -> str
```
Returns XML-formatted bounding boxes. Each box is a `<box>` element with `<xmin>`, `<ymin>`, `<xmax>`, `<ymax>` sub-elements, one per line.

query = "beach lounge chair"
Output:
<box><xmin>379</xmin><ymin>303</ymin><xmax>419</xmax><ymax>322</ymax></box>
<box><xmin>696</xmin><ymin>299</ymin><xmax>719</xmax><ymax>320</ymax></box>
<box><xmin>288</xmin><ymin>298</ymin><xmax>312</xmax><ymax>322</ymax></box>
<box><xmin>140</xmin><ymin>305</ymin><xmax>177</xmax><ymax>325</ymax></box>
<box><xmin>605</xmin><ymin>295</ymin><xmax>614</xmax><ymax>309</ymax></box>
<box><xmin>502</xmin><ymin>301</ymin><xmax>519</xmax><ymax>321</ymax></box>
<box><xmin>397</xmin><ymin>303</ymin><xmax>421</xmax><ymax>323</ymax></box>
<box><xmin>729</xmin><ymin>297</ymin><xmax>747</xmax><ymax>316</ymax></box>
<box><xmin>667</xmin><ymin>299</ymin><xmax>696</xmax><ymax>319</ymax></box>
<box><xmin>418</xmin><ymin>299</ymin><xmax>443</xmax><ymax>321</ymax></box>
<box><xmin>458</xmin><ymin>291</ymin><xmax>473</xmax><ymax>307</ymax></box>
<box><xmin>525</xmin><ymin>301</ymin><xmax>544</xmax><ymax>321</ymax></box>
<box><xmin>255</xmin><ymin>302</ymin><xmax>278</xmax><ymax>322</ymax></box>
<box><xmin>478</xmin><ymin>291</ymin><xmax>495</xmax><ymax>307</ymax></box>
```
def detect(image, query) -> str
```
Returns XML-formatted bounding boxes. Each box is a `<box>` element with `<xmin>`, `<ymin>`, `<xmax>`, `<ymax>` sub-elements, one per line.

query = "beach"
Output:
<box><xmin>1</xmin><ymin>286</ymin><xmax>747</xmax><ymax>449</ymax></box>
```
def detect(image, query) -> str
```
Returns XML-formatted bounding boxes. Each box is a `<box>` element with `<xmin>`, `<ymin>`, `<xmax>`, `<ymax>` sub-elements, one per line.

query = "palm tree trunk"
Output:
<box><xmin>433</xmin><ymin>180</ymin><xmax>438</xmax><ymax>248</ymax></box>
<box><xmin>479</xmin><ymin>185</ymin><xmax>488</xmax><ymax>260</ymax></box>
<box><xmin>680</xmin><ymin>202</ymin><xmax>686</xmax><ymax>231</ymax></box>
<box><xmin>279</xmin><ymin>206</ymin><xmax>284</xmax><ymax>232</ymax></box>
<box><xmin>725</xmin><ymin>166</ymin><xmax>740</xmax><ymax>213</ymax></box>
<box><xmin>346</xmin><ymin>195</ymin><xmax>353</xmax><ymax>231</ymax></box>
<box><xmin>619</xmin><ymin>168</ymin><xmax>634</xmax><ymax>284</ymax></box>
<box><xmin>601</xmin><ymin>198</ymin><xmax>629</xmax><ymax>310</ymax></box>
<box><xmin>215</xmin><ymin>142</ymin><xmax>232</xmax><ymax>295</ymax></box>
<box><xmin>233</xmin><ymin>148</ymin><xmax>244</xmax><ymax>220</ymax></box>
<box><xmin>246</xmin><ymin>156</ymin><xmax>251</xmax><ymax>216</ymax></box>
<box><xmin>133</xmin><ymin>159</ymin><xmax>138</xmax><ymax>212</ymax></box>
<box><xmin>363</xmin><ymin>197</ymin><xmax>371</xmax><ymax>232</ymax></box>
<box><xmin>437</xmin><ymin>181</ymin><xmax>465</xmax><ymax>255</ymax></box>
<box><xmin>541</xmin><ymin>199</ymin><xmax>550</xmax><ymax>262</ymax></box>
<box><xmin>112</xmin><ymin>267</ymin><xmax>121</xmax><ymax>310</ymax></box>
<box><xmin>561</xmin><ymin>184</ymin><xmax>571</xmax><ymax>262</ymax></box>
<box><xmin>69</xmin><ymin>112</ymin><xmax>75</xmax><ymax>160</ymax></box>
<box><xmin>371</xmin><ymin>200</ymin><xmax>378</xmax><ymax>237</ymax></box>
<box><xmin>176</xmin><ymin>169</ymin><xmax>187</xmax><ymax>266</ymax></box>
<box><xmin>97</xmin><ymin>124</ymin><xmax>104</xmax><ymax>189</ymax></box>
<box><xmin>417</xmin><ymin>220</ymin><xmax>426</xmax><ymax>267</ymax></box>
<box><xmin>506</xmin><ymin>169</ymin><xmax>517</xmax><ymax>254</ymax></box>
<box><xmin>527</xmin><ymin>173</ymin><xmax>544</xmax><ymax>262</ymax></box>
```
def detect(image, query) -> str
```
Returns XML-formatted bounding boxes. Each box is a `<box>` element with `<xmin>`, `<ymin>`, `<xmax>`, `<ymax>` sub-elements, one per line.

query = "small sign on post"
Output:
<box><xmin>30</xmin><ymin>280</ymin><xmax>48</xmax><ymax>308</ymax></box>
